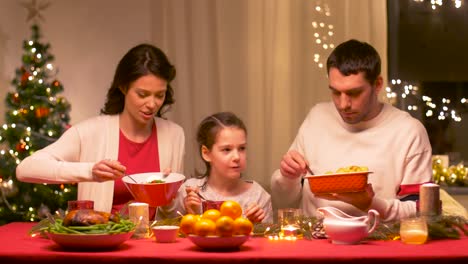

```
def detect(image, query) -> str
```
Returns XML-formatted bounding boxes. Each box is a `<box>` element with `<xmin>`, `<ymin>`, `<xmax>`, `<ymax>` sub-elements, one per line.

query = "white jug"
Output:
<box><xmin>317</xmin><ymin>207</ymin><xmax>380</xmax><ymax>244</ymax></box>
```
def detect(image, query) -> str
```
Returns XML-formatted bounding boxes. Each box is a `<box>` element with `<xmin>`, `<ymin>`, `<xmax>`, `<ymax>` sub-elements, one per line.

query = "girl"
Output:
<box><xmin>175</xmin><ymin>112</ymin><xmax>272</xmax><ymax>223</ymax></box>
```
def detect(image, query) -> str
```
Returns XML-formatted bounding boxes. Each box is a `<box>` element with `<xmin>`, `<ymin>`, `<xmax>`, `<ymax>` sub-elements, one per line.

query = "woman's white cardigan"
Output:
<box><xmin>16</xmin><ymin>114</ymin><xmax>185</xmax><ymax>213</ymax></box>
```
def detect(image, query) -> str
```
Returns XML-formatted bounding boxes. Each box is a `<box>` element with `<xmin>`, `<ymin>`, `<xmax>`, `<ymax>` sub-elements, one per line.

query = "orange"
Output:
<box><xmin>202</xmin><ymin>209</ymin><xmax>221</xmax><ymax>222</ymax></box>
<box><xmin>194</xmin><ymin>218</ymin><xmax>216</xmax><ymax>236</ymax></box>
<box><xmin>233</xmin><ymin>217</ymin><xmax>253</xmax><ymax>235</ymax></box>
<box><xmin>215</xmin><ymin>215</ymin><xmax>235</xmax><ymax>237</ymax></box>
<box><xmin>179</xmin><ymin>214</ymin><xmax>200</xmax><ymax>235</ymax></box>
<box><xmin>219</xmin><ymin>200</ymin><xmax>242</xmax><ymax>220</ymax></box>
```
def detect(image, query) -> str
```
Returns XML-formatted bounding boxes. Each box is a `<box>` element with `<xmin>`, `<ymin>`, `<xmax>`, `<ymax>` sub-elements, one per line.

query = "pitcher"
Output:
<box><xmin>317</xmin><ymin>207</ymin><xmax>380</xmax><ymax>244</ymax></box>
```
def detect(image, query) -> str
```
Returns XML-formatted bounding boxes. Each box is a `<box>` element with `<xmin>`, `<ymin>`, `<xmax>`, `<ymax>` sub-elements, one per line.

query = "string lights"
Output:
<box><xmin>311</xmin><ymin>1</ymin><xmax>335</xmax><ymax>69</ymax></box>
<box><xmin>413</xmin><ymin>0</ymin><xmax>463</xmax><ymax>10</ymax></box>
<box><xmin>385</xmin><ymin>79</ymin><xmax>467</xmax><ymax>122</ymax></box>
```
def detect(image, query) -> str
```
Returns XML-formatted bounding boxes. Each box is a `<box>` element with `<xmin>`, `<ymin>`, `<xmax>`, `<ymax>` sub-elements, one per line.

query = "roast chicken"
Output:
<box><xmin>63</xmin><ymin>209</ymin><xmax>120</xmax><ymax>226</ymax></box>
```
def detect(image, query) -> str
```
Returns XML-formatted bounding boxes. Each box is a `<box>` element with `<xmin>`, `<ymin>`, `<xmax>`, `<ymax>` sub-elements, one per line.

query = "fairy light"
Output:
<box><xmin>386</xmin><ymin>79</ymin><xmax>467</xmax><ymax>122</ymax></box>
<box><xmin>312</xmin><ymin>1</ymin><xmax>334</xmax><ymax>69</ymax></box>
<box><xmin>414</xmin><ymin>0</ymin><xmax>463</xmax><ymax>9</ymax></box>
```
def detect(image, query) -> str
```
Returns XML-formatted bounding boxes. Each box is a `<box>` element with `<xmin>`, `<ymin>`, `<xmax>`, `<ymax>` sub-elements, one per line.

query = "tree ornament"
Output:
<box><xmin>16</xmin><ymin>140</ymin><xmax>27</xmax><ymax>152</ymax></box>
<box><xmin>35</xmin><ymin>106</ymin><xmax>50</xmax><ymax>118</ymax></box>
<box><xmin>11</xmin><ymin>93</ymin><xmax>20</xmax><ymax>104</ymax></box>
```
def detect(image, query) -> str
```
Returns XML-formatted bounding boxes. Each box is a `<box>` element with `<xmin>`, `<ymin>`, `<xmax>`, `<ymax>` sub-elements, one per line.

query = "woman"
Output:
<box><xmin>16</xmin><ymin>44</ymin><xmax>185</xmax><ymax>216</ymax></box>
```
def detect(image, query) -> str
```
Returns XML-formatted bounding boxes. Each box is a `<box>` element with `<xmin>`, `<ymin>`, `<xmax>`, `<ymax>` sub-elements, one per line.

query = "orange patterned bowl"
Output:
<box><xmin>305</xmin><ymin>171</ymin><xmax>372</xmax><ymax>194</ymax></box>
<box><xmin>122</xmin><ymin>172</ymin><xmax>185</xmax><ymax>207</ymax></box>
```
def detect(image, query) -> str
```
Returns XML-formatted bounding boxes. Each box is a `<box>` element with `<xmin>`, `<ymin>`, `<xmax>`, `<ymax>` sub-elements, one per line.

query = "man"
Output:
<box><xmin>271</xmin><ymin>39</ymin><xmax>432</xmax><ymax>222</ymax></box>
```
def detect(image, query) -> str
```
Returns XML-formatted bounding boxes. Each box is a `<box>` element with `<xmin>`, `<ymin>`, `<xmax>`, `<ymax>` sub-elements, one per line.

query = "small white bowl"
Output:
<box><xmin>151</xmin><ymin>225</ymin><xmax>180</xmax><ymax>243</ymax></box>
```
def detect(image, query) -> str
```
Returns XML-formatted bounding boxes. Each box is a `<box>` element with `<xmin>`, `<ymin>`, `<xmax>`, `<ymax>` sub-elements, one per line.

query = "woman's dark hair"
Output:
<box><xmin>100</xmin><ymin>43</ymin><xmax>176</xmax><ymax>117</ymax></box>
<box><xmin>326</xmin><ymin>39</ymin><xmax>381</xmax><ymax>85</ymax></box>
<box><xmin>196</xmin><ymin>112</ymin><xmax>247</xmax><ymax>178</ymax></box>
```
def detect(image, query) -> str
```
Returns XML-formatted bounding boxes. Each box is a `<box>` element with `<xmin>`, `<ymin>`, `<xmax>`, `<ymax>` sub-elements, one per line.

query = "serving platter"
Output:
<box><xmin>187</xmin><ymin>235</ymin><xmax>250</xmax><ymax>250</ymax></box>
<box><xmin>47</xmin><ymin>231</ymin><xmax>134</xmax><ymax>250</ymax></box>
<box><xmin>305</xmin><ymin>171</ymin><xmax>373</xmax><ymax>194</ymax></box>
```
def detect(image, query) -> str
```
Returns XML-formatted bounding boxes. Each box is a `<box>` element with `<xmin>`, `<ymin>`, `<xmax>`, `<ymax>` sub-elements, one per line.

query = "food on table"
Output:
<box><xmin>233</xmin><ymin>217</ymin><xmax>253</xmax><ymax>236</ymax></box>
<box><xmin>215</xmin><ymin>216</ymin><xmax>235</xmax><ymax>237</ymax></box>
<box><xmin>180</xmin><ymin>214</ymin><xmax>201</xmax><ymax>235</ymax></box>
<box><xmin>48</xmin><ymin>209</ymin><xmax>135</xmax><ymax>235</ymax></box>
<box><xmin>202</xmin><ymin>209</ymin><xmax>221</xmax><ymax>222</ymax></box>
<box><xmin>147</xmin><ymin>179</ymin><xmax>165</xmax><ymax>184</ymax></box>
<box><xmin>325</xmin><ymin>165</ymin><xmax>369</xmax><ymax>174</ymax></box>
<box><xmin>194</xmin><ymin>218</ymin><xmax>217</xmax><ymax>236</ymax></box>
<box><xmin>179</xmin><ymin>200</ymin><xmax>253</xmax><ymax>237</ymax></box>
<box><xmin>63</xmin><ymin>209</ymin><xmax>120</xmax><ymax>226</ymax></box>
<box><xmin>219</xmin><ymin>200</ymin><xmax>243</xmax><ymax>220</ymax></box>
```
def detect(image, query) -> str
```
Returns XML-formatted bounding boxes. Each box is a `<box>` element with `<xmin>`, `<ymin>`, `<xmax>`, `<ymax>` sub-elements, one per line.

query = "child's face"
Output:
<box><xmin>203</xmin><ymin>127</ymin><xmax>247</xmax><ymax>180</ymax></box>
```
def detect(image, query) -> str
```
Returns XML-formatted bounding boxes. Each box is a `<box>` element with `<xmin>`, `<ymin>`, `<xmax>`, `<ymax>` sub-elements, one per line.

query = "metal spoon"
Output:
<box><xmin>306</xmin><ymin>165</ymin><xmax>314</xmax><ymax>175</ymax></box>
<box><xmin>126</xmin><ymin>174</ymin><xmax>138</xmax><ymax>183</ymax></box>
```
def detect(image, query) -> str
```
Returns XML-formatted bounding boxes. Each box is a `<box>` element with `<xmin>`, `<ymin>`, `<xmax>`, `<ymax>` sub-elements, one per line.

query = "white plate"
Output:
<box><xmin>187</xmin><ymin>235</ymin><xmax>250</xmax><ymax>250</ymax></box>
<box><xmin>47</xmin><ymin>231</ymin><xmax>134</xmax><ymax>250</ymax></box>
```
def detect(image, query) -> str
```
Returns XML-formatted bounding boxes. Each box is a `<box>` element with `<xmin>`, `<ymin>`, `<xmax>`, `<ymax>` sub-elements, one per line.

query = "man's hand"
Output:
<box><xmin>315</xmin><ymin>184</ymin><xmax>375</xmax><ymax>211</ymax></box>
<box><xmin>92</xmin><ymin>159</ymin><xmax>126</xmax><ymax>182</ymax></box>
<box><xmin>280</xmin><ymin>150</ymin><xmax>308</xmax><ymax>179</ymax></box>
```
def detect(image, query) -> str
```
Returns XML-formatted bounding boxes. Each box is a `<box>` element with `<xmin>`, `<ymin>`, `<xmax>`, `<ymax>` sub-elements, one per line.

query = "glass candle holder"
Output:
<box><xmin>278</xmin><ymin>208</ymin><xmax>303</xmax><ymax>238</ymax></box>
<box><xmin>129</xmin><ymin>202</ymin><xmax>149</xmax><ymax>239</ymax></box>
<box><xmin>400</xmin><ymin>217</ymin><xmax>428</xmax><ymax>245</ymax></box>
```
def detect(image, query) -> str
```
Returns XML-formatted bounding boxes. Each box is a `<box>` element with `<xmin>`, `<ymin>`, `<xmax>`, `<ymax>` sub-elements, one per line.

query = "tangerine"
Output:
<box><xmin>219</xmin><ymin>200</ymin><xmax>242</xmax><ymax>220</ymax></box>
<box><xmin>215</xmin><ymin>215</ymin><xmax>235</xmax><ymax>237</ymax></box>
<box><xmin>179</xmin><ymin>214</ymin><xmax>200</xmax><ymax>235</ymax></box>
<box><xmin>202</xmin><ymin>209</ymin><xmax>221</xmax><ymax>222</ymax></box>
<box><xmin>194</xmin><ymin>218</ymin><xmax>216</xmax><ymax>236</ymax></box>
<box><xmin>233</xmin><ymin>217</ymin><xmax>253</xmax><ymax>235</ymax></box>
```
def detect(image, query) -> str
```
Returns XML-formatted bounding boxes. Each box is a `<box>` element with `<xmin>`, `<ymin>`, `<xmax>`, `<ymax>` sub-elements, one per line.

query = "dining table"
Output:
<box><xmin>0</xmin><ymin>222</ymin><xmax>467</xmax><ymax>264</ymax></box>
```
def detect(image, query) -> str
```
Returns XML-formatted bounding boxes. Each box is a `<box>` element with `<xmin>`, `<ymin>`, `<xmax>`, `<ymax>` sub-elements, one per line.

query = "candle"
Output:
<box><xmin>129</xmin><ymin>202</ymin><xmax>149</xmax><ymax>239</ymax></box>
<box><xmin>400</xmin><ymin>217</ymin><xmax>428</xmax><ymax>245</ymax></box>
<box><xmin>419</xmin><ymin>183</ymin><xmax>441</xmax><ymax>216</ymax></box>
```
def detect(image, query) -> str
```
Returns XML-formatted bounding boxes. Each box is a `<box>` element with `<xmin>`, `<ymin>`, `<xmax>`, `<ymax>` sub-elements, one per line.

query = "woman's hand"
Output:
<box><xmin>244</xmin><ymin>203</ymin><xmax>265</xmax><ymax>223</ymax></box>
<box><xmin>184</xmin><ymin>186</ymin><xmax>202</xmax><ymax>214</ymax></box>
<box><xmin>92</xmin><ymin>159</ymin><xmax>126</xmax><ymax>182</ymax></box>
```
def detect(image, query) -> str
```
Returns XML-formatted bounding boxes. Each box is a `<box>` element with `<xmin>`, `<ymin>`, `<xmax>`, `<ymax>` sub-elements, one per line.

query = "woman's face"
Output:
<box><xmin>122</xmin><ymin>74</ymin><xmax>167</xmax><ymax>127</ymax></box>
<box><xmin>202</xmin><ymin>127</ymin><xmax>247</xmax><ymax>180</ymax></box>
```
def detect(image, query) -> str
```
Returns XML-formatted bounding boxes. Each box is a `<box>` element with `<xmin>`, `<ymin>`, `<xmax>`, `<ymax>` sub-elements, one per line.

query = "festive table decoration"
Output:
<box><xmin>432</xmin><ymin>156</ymin><xmax>468</xmax><ymax>186</ymax></box>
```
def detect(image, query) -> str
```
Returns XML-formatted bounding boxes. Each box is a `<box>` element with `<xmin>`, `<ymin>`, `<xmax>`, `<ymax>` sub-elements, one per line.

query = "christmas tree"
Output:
<box><xmin>0</xmin><ymin>24</ymin><xmax>77</xmax><ymax>225</ymax></box>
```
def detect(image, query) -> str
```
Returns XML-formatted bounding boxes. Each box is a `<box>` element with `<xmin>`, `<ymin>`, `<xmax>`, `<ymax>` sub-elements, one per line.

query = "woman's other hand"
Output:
<box><xmin>92</xmin><ymin>159</ymin><xmax>126</xmax><ymax>182</ymax></box>
<box><xmin>244</xmin><ymin>203</ymin><xmax>265</xmax><ymax>223</ymax></box>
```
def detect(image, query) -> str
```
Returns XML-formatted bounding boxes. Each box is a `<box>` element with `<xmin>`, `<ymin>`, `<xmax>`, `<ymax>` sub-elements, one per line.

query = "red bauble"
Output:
<box><xmin>35</xmin><ymin>107</ymin><xmax>50</xmax><ymax>118</ymax></box>
<box><xmin>16</xmin><ymin>142</ymin><xmax>27</xmax><ymax>152</ymax></box>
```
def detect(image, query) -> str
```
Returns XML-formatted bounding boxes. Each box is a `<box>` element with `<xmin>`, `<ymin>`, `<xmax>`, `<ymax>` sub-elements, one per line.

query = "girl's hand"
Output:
<box><xmin>92</xmin><ymin>159</ymin><xmax>126</xmax><ymax>182</ymax></box>
<box><xmin>244</xmin><ymin>203</ymin><xmax>265</xmax><ymax>223</ymax></box>
<box><xmin>184</xmin><ymin>186</ymin><xmax>202</xmax><ymax>214</ymax></box>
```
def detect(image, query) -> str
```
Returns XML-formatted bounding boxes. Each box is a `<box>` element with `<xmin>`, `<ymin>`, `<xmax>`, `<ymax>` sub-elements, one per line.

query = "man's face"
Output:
<box><xmin>328</xmin><ymin>67</ymin><xmax>382</xmax><ymax>124</ymax></box>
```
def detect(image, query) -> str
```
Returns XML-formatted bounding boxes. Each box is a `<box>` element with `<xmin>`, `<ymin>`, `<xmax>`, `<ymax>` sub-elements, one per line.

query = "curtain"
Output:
<box><xmin>150</xmin><ymin>0</ymin><xmax>387</xmax><ymax>194</ymax></box>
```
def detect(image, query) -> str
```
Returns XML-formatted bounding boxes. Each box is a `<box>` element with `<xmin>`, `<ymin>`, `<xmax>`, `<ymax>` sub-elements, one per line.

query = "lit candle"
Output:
<box><xmin>129</xmin><ymin>202</ymin><xmax>149</xmax><ymax>239</ymax></box>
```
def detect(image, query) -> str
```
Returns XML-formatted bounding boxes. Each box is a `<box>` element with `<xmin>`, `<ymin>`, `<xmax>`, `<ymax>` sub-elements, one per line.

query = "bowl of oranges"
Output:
<box><xmin>180</xmin><ymin>200</ymin><xmax>253</xmax><ymax>250</ymax></box>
